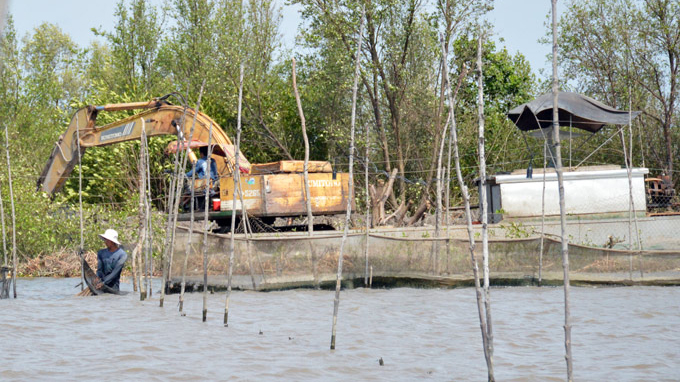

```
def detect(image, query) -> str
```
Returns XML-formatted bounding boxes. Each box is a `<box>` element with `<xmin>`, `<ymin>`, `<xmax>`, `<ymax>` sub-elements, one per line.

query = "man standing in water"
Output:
<box><xmin>95</xmin><ymin>229</ymin><xmax>127</xmax><ymax>292</ymax></box>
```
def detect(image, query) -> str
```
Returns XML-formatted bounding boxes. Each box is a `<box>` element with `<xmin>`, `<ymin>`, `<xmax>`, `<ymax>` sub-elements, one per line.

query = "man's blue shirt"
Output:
<box><xmin>186</xmin><ymin>157</ymin><xmax>218</xmax><ymax>181</ymax></box>
<box><xmin>96</xmin><ymin>247</ymin><xmax>127</xmax><ymax>291</ymax></box>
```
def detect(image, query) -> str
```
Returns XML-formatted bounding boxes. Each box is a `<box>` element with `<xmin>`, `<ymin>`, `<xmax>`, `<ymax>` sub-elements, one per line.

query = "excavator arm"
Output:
<box><xmin>37</xmin><ymin>99</ymin><xmax>250</xmax><ymax>195</ymax></box>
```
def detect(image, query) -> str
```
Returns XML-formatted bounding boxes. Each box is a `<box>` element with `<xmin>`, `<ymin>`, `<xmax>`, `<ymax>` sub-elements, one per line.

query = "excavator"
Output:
<box><xmin>37</xmin><ymin>95</ymin><xmax>352</xmax><ymax>230</ymax></box>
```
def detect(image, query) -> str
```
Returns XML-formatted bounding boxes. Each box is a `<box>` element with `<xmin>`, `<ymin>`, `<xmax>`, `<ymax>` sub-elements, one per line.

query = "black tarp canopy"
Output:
<box><xmin>507</xmin><ymin>91</ymin><xmax>640</xmax><ymax>133</ymax></box>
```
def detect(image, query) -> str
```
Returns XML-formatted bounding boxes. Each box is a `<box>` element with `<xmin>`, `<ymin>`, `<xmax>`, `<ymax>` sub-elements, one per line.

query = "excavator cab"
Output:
<box><xmin>166</xmin><ymin>139</ymin><xmax>228</xmax><ymax>212</ymax></box>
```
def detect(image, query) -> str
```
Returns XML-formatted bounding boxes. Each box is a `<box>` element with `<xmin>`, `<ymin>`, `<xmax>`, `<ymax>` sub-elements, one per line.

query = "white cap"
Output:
<box><xmin>98</xmin><ymin>229</ymin><xmax>120</xmax><ymax>245</ymax></box>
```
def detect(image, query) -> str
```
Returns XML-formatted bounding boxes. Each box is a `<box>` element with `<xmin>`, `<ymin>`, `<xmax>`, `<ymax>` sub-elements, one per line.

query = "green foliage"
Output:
<box><xmin>500</xmin><ymin>221</ymin><xmax>532</xmax><ymax>239</ymax></box>
<box><xmin>556</xmin><ymin>0</ymin><xmax>680</xmax><ymax>178</ymax></box>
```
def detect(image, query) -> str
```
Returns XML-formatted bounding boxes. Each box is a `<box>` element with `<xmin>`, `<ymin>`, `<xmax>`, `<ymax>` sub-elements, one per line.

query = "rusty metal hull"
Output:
<box><xmin>220</xmin><ymin>172</ymin><xmax>353</xmax><ymax>217</ymax></box>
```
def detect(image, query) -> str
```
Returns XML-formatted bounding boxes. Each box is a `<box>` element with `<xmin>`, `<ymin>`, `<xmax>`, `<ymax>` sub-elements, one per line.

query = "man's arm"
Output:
<box><xmin>210</xmin><ymin>160</ymin><xmax>218</xmax><ymax>181</ymax></box>
<box><xmin>186</xmin><ymin>164</ymin><xmax>196</xmax><ymax>178</ymax></box>
<box><xmin>101</xmin><ymin>251</ymin><xmax>127</xmax><ymax>285</ymax></box>
<box><xmin>96</xmin><ymin>251</ymin><xmax>104</xmax><ymax>279</ymax></box>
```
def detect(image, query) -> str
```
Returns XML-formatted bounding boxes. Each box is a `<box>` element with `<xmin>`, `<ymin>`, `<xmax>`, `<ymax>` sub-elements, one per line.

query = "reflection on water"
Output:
<box><xmin>1</xmin><ymin>279</ymin><xmax>678</xmax><ymax>381</ymax></box>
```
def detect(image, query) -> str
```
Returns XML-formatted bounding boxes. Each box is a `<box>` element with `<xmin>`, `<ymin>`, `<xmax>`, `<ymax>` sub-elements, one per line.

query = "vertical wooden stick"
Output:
<box><xmin>179</xmin><ymin>82</ymin><xmax>206</xmax><ymax>313</ymax></box>
<box><xmin>440</xmin><ymin>33</ymin><xmax>493</xmax><ymax>380</ymax></box>
<box><xmin>445</xmin><ymin>106</ymin><xmax>452</xmax><ymax>235</ymax></box>
<box><xmin>476</xmin><ymin>31</ymin><xmax>494</xmax><ymax>361</ymax></box>
<box><xmin>76</xmin><ymin>114</ymin><xmax>85</xmax><ymax>291</ymax></box>
<box><xmin>364</xmin><ymin>121</ymin><xmax>370</xmax><ymax>286</ymax></box>
<box><xmin>138</xmin><ymin>127</ymin><xmax>148</xmax><ymax>301</ymax></box>
<box><xmin>202</xmin><ymin>122</ymin><xmax>213</xmax><ymax>322</ymax></box>
<box><xmin>225</xmin><ymin>64</ymin><xmax>244</xmax><ymax>327</ymax></box>
<box><xmin>331</xmin><ymin>8</ymin><xmax>364</xmax><ymax>350</ymax></box>
<box><xmin>0</xmin><ymin>148</ymin><xmax>7</xmax><ymax>268</ymax></box>
<box><xmin>551</xmin><ymin>1</ymin><xmax>573</xmax><ymax>379</ymax></box>
<box><xmin>3</xmin><ymin>123</ymin><xmax>17</xmax><ymax>298</ymax></box>
<box><xmin>539</xmin><ymin>141</ymin><xmax>547</xmax><ymax>286</ymax></box>
<box><xmin>145</xmin><ymin>136</ymin><xmax>153</xmax><ymax>297</ymax></box>
<box><xmin>165</xmin><ymin>102</ymin><xmax>191</xmax><ymax>295</ymax></box>
<box><xmin>292</xmin><ymin>58</ymin><xmax>314</xmax><ymax>235</ymax></box>
<box><xmin>160</xmin><ymin>103</ymin><xmax>188</xmax><ymax>306</ymax></box>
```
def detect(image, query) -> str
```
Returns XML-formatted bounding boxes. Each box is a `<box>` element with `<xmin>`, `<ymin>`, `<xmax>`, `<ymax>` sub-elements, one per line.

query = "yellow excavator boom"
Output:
<box><xmin>37</xmin><ymin>99</ymin><xmax>250</xmax><ymax>195</ymax></box>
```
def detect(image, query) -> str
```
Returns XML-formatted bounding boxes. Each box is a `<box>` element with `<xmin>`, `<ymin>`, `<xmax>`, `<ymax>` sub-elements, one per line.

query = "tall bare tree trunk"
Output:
<box><xmin>552</xmin><ymin>1</ymin><xmax>573</xmax><ymax>379</ymax></box>
<box><xmin>331</xmin><ymin>9</ymin><xmax>364</xmax><ymax>350</ymax></box>
<box><xmin>292</xmin><ymin>58</ymin><xmax>314</xmax><ymax>235</ymax></box>
<box><xmin>477</xmin><ymin>31</ymin><xmax>494</xmax><ymax>364</ymax></box>
<box><xmin>225</xmin><ymin>64</ymin><xmax>244</xmax><ymax>327</ymax></box>
<box><xmin>441</xmin><ymin>34</ymin><xmax>494</xmax><ymax>380</ymax></box>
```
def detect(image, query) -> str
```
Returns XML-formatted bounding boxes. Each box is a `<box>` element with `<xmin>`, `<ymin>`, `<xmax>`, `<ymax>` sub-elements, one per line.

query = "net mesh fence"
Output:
<box><xmin>169</xmin><ymin>222</ymin><xmax>680</xmax><ymax>291</ymax></box>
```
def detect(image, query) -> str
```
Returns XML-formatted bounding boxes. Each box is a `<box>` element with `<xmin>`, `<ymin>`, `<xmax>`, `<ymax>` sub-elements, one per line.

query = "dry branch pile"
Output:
<box><xmin>19</xmin><ymin>250</ymin><xmax>98</xmax><ymax>277</ymax></box>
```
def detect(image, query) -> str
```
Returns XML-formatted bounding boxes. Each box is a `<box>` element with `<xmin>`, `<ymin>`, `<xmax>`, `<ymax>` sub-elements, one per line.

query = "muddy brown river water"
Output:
<box><xmin>1</xmin><ymin>278</ymin><xmax>678</xmax><ymax>381</ymax></box>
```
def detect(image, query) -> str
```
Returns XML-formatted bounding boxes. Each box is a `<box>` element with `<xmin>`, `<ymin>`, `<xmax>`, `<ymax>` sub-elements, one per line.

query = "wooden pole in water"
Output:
<box><xmin>202</xmin><ymin>122</ymin><xmax>213</xmax><ymax>322</ymax></box>
<box><xmin>0</xmin><ymin>151</ymin><xmax>7</xmax><ymax>268</ymax></box>
<box><xmin>179</xmin><ymin>83</ymin><xmax>205</xmax><ymax>313</ymax></box>
<box><xmin>551</xmin><ymin>1</ymin><xmax>573</xmax><ymax>378</ymax></box>
<box><xmin>160</xmin><ymin>101</ymin><xmax>188</xmax><ymax>307</ymax></box>
<box><xmin>179</xmin><ymin>151</ymin><xmax>197</xmax><ymax>311</ymax></box>
<box><xmin>165</xmin><ymin>100</ymin><xmax>192</xmax><ymax>297</ymax></box>
<box><xmin>3</xmin><ymin>123</ymin><xmax>17</xmax><ymax>298</ymax></box>
<box><xmin>76</xmin><ymin>114</ymin><xmax>85</xmax><ymax>291</ymax></box>
<box><xmin>364</xmin><ymin>120</ymin><xmax>370</xmax><ymax>286</ymax></box>
<box><xmin>292</xmin><ymin>57</ymin><xmax>314</xmax><ymax>235</ymax></box>
<box><xmin>225</xmin><ymin>64</ymin><xmax>244</xmax><ymax>327</ymax></box>
<box><xmin>539</xmin><ymin>141</ymin><xmax>547</xmax><ymax>286</ymax></box>
<box><xmin>144</xmin><ymin>127</ymin><xmax>154</xmax><ymax>297</ymax></box>
<box><xmin>440</xmin><ymin>33</ymin><xmax>493</xmax><ymax>380</ymax></box>
<box><xmin>476</xmin><ymin>30</ymin><xmax>494</xmax><ymax>363</ymax></box>
<box><xmin>331</xmin><ymin>8</ymin><xmax>363</xmax><ymax>350</ymax></box>
<box><xmin>138</xmin><ymin>127</ymin><xmax>148</xmax><ymax>301</ymax></box>
<box><xmin>621</xmin><ymin>91</ymin><xmax>642</xmax><ymax>277</ymax></box>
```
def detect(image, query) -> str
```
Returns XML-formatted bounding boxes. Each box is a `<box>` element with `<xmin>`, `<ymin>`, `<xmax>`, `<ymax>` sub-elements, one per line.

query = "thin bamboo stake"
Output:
<box><xmin>292</xmin><ymin>58</ymin><xmax>314</xmax><ymax>235</ymax></box>
<box><xmin>440</xmin><ymin>34</ymin><xmax>493</xmax><ymax>380</ymax></box>
<box><xmin>432</xmin><ymin>115</ymin><xmax>452</xmax><ymax>274</ymax></box>
<box><xmin>3</xmin><ymin>123</ymin><xmax>17</xmax><ymax>298</ymax></box>
<box><xmin>138</xmin><ymin>128</ymin><xmax>148</xmax><ymax>301</ymax></box>
<box><xmin>620</xmin><ymin>127</ymin><xmax>634</xmax><ymax>280</ymax></box>
<box><xmin>145</xmin><ymin>127</ymin><xmax>154</xmax><ymax>297</ymax></box>
<box><xmin>629</xmin><ymin>96</ymin><xmax>643</xmax><ymax>276</ymax></box>
<box><xmin>552</xmin><ymin>1</ymin><xmax>573</xmax><ymax>379</ymax></box>
<box><xmin>445</xmin><ymin>107</ymin><xmax>452</xmax><ymax>235</ymax></box>
<box><xmin>0</xmin><ymin>175</ymin><xmax>6</xmax><ymax>267</ymax></box>
<box><xmin>225</xmin><ymin>64</ymin><xmax>244</xmax><ymax>327</ymax></box>
<box><xmin>0</xmin><ymin>143</ymin><xmax>6</xmax><ymax>270</ymax></box>
<box><xmin>477</xmin><ymin>31</ymin><xmax>494</xmax><ymax>362</ymax></box>
<box><xmin>539</xmin><ymin>141</ymin><xmax>547</xmax><ymax>286</ymax></box>
<box><xmin>622</xmin><ymin>90</ymin><xmax>642</xmax><ymax>277</ymax></box>
<box><xmin>202</xmin><ymin>122</ymin><xmax>213</xmax><ymax>322</ymax></box>
<box><xmin>179</xmin><ymin>154</ymin><xmax>197</xmax><ymax>312</ymax></box>
<box><xmin>161</xmin><ymin>102</ymin><xmax>190</xmax><ymax>306</ymax></box>
<box><xmin>179</xmin><ymin>83</ymin><xmax>206</xmax><ymax>313</ymax></box>
<box><xmin>331</xmin><ymin>8</ymin><xmax>364</xmax><ymax>351</ymax></box>
<box><xmin>364</xmin><ymin>121</ymin><xmax>370</xmax><ymax>286</ymax></box>
<box><xmin>160</xmin><ymin>117</ymin><xmax>184</xmax><ymax>306</ymax></box>
<box><xmin>76</xmin><ymin>114</ymin><xmax>84</xmax><ymax>291</ymax></box>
